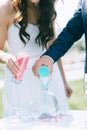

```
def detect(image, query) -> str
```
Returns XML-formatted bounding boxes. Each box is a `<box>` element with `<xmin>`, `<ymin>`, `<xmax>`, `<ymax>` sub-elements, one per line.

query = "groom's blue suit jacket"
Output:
<box><xmin>44</xmin><ymin>0</ymin><xmax>87</xmax><ymax>73</ymax></box>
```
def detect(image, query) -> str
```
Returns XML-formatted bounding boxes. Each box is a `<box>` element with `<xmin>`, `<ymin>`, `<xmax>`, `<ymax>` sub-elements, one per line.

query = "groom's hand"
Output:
<box><xmin>32</xmin><ymin>56</ymin><xmax>54</xmax><ymax>77</ymax></box>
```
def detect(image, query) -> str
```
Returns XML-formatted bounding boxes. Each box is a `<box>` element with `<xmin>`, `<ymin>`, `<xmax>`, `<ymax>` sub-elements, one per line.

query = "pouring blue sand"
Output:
<box><xmin>28</xmin><ymin>66</ymin><xmax>59</xmax><ymax>121</ymax></box>
<box><xmin>38</xmin><ymin>66</ymin><xmax>50</xmax><ymax>113</ymax></box>
<box><xmin>38</xmin><ymin>66</ymin><xmax>50</xmax><ymax>90</ymax></box>
<box><xmin>38</xmin><ymin>66</ymin><xmax>50</xmax><ymax>77</ymax></box>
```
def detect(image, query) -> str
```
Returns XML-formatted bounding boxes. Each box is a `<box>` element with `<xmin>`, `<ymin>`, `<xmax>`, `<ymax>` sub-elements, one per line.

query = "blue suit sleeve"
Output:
<box><xmin>43</xmin><ymin>7</ymin><xmax>84</xmax><ymax>63</ymax></box>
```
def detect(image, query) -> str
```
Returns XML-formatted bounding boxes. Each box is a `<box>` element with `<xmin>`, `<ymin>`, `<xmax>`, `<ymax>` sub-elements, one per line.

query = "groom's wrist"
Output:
<box><xmin>41</xmin><ymin>55</ymin><xmax>54</xmax><ymax>64</ymax></box>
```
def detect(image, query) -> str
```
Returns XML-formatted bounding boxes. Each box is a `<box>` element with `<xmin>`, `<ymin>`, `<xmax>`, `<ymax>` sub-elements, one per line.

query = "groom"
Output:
<box><xmin>32</xmin><ymin>0</ymin><xmax>87</xmax><ymax>76</ymax></box>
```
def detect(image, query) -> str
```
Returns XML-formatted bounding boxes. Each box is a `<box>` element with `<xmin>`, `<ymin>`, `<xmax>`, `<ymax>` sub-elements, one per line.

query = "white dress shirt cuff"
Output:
<box><xmin>41</xmin><ymin>55</ymin><xmax>54</xmax><ymax>64</ymax></box>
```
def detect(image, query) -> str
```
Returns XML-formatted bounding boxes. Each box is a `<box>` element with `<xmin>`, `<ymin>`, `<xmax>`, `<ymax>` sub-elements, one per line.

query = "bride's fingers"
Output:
<box><xmin>7</xmin><ymin>58</ymin><xmax>21</xmax><ymax>75</ymax></box>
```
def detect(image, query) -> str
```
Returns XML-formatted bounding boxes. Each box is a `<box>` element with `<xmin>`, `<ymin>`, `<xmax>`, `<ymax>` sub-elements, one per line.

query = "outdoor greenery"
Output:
<box><xmin>68</xmin><ymin>79</ymin><xmax>87</xmax><ymax>110</ymax></box>
<box><xmin>0</xmin><ymin>89</ymin><xmax>2</xmax><ymax>118</ymax></box>
<box><xmin>69</xmin><ymin>36</ymin><xmax>85</xmax><ymax>52</ymax></box>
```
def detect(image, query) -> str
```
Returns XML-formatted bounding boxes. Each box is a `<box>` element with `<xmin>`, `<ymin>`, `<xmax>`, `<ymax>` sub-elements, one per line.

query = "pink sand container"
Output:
<box><xmin>15</xmin><ymin>55</ymin><xmax>29</xmax><ymax>80</ymax></box>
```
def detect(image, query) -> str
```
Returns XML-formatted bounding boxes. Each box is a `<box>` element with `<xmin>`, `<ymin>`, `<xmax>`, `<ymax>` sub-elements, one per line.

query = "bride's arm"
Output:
<box><xmin>0</xmin><ymin>4</ymin><xmax>10</xmax><ymax>63</ymax></box>
<box><xmin>57</xmin><ymin>59</ymin><xmax>73</xmax><ymax>97</ymax></box>
<box><xmin>0</xmin><ymin>1</ymin><xmax>21</xmax><ymax>76</ymax></box>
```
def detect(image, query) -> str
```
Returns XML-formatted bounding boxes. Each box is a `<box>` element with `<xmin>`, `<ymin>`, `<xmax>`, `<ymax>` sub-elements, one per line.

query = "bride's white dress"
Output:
<box><xmin>3</xmin><ymin>23</ymin><xmax>69</xmax><ymax>117</ymax></box>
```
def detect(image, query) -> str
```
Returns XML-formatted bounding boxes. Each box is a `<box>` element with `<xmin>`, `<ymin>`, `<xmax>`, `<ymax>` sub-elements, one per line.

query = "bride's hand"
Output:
<box><xmin>6</xmin><ymin>55</ymin><xmax>21</xmax><ymax>76</ymax></box>
<box><xmin>64</xmin><ymin>82</ymin><xmax>73</xmax><ymax>97</ymax></box>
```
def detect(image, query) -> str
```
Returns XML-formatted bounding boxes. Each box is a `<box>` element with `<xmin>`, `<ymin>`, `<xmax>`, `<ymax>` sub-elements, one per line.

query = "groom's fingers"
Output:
<box><xmin>32</xmin><ymin>56</ymin><xmax>53</xmax><ymax>77</ymax></box>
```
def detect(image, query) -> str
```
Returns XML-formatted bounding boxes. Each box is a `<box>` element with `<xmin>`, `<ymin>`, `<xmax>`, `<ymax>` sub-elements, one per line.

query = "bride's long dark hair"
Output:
<box><xmin>12</xmin><ymin>0</ymin><xmax>57</xmax><ymax>49</ymax></box>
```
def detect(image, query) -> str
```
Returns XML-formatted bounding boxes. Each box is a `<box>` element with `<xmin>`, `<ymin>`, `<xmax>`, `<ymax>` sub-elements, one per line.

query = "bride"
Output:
<box><xmin>0</xmin><ymin>0</ymin><xmax>72</xmax><ymax>117</ymax></box>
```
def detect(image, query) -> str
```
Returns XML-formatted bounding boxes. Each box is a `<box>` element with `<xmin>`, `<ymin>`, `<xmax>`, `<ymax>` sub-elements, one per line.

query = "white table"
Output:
<box><xmin>0</xmin><ymin>110</ymin><xmax>87</xmax><ymax>130</ymax></box>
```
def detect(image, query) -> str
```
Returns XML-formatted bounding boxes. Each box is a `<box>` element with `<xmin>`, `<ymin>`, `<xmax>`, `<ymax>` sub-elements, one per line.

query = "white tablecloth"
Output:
<box><xmin>0</xmin><ymin>110</ymin><xmax>87</xmax><ymax>130</ymax></box>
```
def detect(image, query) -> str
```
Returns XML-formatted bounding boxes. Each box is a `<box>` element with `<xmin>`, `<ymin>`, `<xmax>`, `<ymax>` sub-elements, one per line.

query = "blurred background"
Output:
<box><xmin>55</xmin><ymin>0</ymin><xmax>85</xmax><ymax>81</ymax></box>
<box><xmin>0</xmin><ymin>0</ymin><xmax>87</xmax><ymax>118</ymax></box>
